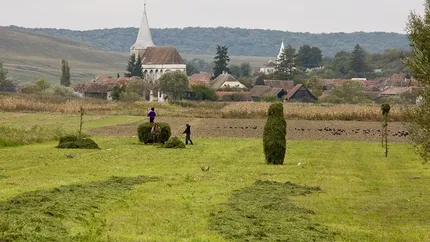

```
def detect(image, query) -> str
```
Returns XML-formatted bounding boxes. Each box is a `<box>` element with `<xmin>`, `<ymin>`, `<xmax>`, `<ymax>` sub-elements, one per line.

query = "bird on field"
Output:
<box><xmin>201</xmin><ymin>166</ymin><xmax>210</xmax><ymax>172</ymax></box>
<box><xmin>65</xmin><ymin>154</ymin><xmax>75</xmax><ymax>159</ymax></box>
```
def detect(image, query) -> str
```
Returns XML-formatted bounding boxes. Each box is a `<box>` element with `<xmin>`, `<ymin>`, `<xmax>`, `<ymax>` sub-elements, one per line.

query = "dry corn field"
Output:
<box><xmin>0</xmin><ymin>94</ymin><xmax>408</xmax><ymax>121</ymax></box>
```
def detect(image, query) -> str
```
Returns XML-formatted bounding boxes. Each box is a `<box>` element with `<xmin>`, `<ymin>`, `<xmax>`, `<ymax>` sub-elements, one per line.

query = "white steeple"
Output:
<box><xmin>277</xmin><ymin>39</ymin><xmax>285</xmax><ymax>63</ymax></box>
<box><xmin>131</xmin><ymin>2</ymin><xmax>155</xmax><ymax>56</ymax></box>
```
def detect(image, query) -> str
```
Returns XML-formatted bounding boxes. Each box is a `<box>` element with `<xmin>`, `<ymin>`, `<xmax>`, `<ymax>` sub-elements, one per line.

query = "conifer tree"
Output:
<box><xmin>263</xmin><ymin>103</ymin><xmax>287</xmax><ymax>165</ymax></box>
<box><xmin>276</xmin><ymin>44</ymin><xmax>297</xmax><ymax>79</ymax></box>
<box><xmin>213</xmin><ymin>45</ymin><xmax>230</xmax><ymax>78</ymax></box>
<box><xmin>350</xmin><ymin>44</ymin><xmax>367</xmax><ymax>74</ymax></box>
<box><xmin>134</xmin><ymin>54</ymin><xmax>144</xmax><ymax>78</ymax></box>
<box><xmin>0</xmin><ymin>58</ymin><xmax>8</xmax><ymax>84</ymax></box>
<box><xmin>60</xmin><ymin>59</ymin><xmax>71</xmax><ymax>87</ymax></box>
<box><xmin>126</xmin><ymin>53</ymin><xmax>136</xmax><ymax>77</ymax></box>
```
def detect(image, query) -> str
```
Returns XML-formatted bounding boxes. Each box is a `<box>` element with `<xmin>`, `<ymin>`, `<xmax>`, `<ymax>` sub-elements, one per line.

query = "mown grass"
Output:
<box><xmin>0</xmin><ymin>138</ymin><xmax>428</xmax><ymax>241</ymax></box>
<box><xmin>210</xmin><ymin>181</ymin><xmax>335</xmax><ymax>241</ymax></box>
<box><xmin>0</xmin><ymin>93</ymin><xmax>409</xmax><ymax>121</ymax></box>
<box><xmin>0</xmin><ymin>176</ymin><xmax>158</xmax><ymax>241</ymax></box>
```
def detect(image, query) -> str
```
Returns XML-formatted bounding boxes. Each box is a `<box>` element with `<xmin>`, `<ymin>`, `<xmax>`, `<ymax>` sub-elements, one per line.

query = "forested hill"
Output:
<box><xmin>6</xmin><ymin>26</ymin><xmax>409</xmax><ymax>57</ymax></box>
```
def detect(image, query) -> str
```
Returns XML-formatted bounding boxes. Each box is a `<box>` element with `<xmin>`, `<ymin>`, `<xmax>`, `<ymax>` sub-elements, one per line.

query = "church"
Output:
<box><xmin>130</xmin><ymin>3</ymin><xmax>186</xmax><ymax>81</ymax></box>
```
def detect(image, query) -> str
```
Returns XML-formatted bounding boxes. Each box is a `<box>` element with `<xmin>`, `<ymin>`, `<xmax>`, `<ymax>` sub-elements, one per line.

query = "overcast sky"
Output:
<box><xmin>0</xmin><ymin>0</ymin><xmax>426</xmax><ymax>33</ymax></box>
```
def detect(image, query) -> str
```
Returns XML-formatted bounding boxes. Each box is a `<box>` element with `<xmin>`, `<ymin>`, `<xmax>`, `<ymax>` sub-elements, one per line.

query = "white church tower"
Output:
<box><xmin>130</xmin><ymin>1</ymin><xmax>187</xmax><ymax>101</ymax></box>
<box><xmin>276</xmin><ymin>39</ymin><xmax>285</xmax><ymax>64</ymax></box>
<box><xmin>130</xmin><ymin>3</ymin><xmax>155</xmax><ymax>57</ymax></box>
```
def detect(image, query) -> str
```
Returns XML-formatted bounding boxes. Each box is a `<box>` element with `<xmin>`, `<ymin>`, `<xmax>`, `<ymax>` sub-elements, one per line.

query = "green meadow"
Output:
<box><xmin>0</xmin><ymin>134</ymin><xmax>429</xmax><ymax>241</ymax></box>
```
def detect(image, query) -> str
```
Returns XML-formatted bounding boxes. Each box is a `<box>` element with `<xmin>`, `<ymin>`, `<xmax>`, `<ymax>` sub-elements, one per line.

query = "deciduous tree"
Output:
<box><xmin>305</xmin><ymin>76</ymin><xmax>323</xmax><ymax>97</ymax></box>
<box><xmin>158</xmin><ymin>71</ymin><xmax>189</xmax><ymax>100</ymax></box>
<box><xmin>405</xmin><ymin>0</ymin><xmax>430</xmax><ymax>163</ymax></box>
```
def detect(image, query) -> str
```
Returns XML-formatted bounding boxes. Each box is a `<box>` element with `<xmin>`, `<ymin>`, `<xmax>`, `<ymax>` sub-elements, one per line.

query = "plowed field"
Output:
<box><xmin>88</xmin><ymin>117</ymin><xmax>409</xmax><ymax>142</ymax></box>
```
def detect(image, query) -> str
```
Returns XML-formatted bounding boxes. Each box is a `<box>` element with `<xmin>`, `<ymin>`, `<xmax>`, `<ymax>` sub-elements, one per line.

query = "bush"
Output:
<box><xmin>188</xmin><ymin>85</ymin><xmax>218</xmax><ymax>101</ymax></box>
<box><xmin>57</xmin><ymin>135</ymin><xmax>100</xmax><ymax>149</ymax></box>
<box><xmin>261</xmin><ymin>94</ymin><xmax>278</xmax><ymax>102</ymax></box>
<box><xmin>137</xmin><ymin>122</ymin><xmax>171</xmax><ymax>144</ymax></box>
<box><xmin>162</xmin><ymin>137</ymin><xmax>186</xmax><ymax>149</ymax></box>
<box><xmin>263</xmin><ymin>103</ymin><xmax>287</xmax><ymax>165</ymax></box>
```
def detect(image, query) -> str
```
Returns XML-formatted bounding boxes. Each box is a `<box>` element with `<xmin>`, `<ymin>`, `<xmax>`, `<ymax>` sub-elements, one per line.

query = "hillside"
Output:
<box><xmin>7</xmin><ymin>26</ymin><xmax>410</xmax><ymax>57</ymax></box>
<box><xmin>0</xmin><ymin>27</ymin><xmax>128</xmax><ymax>83</ymax></box>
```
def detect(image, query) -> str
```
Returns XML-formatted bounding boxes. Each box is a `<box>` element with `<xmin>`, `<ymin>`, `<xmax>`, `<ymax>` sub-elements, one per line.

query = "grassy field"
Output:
<box><xmin>0</xmin><ymin>137</ymin><xmax>428</xmax><ymax>241</ymax></box>
<box><xmin>0</xmin><ymin>28</ymin><xmax>128</xmax><ymax>83</ymax></box>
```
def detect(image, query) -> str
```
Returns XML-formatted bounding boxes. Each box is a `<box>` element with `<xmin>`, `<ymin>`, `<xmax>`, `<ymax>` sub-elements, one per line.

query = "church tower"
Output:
<box><xmin>276</xmin><ymin>39</ymin><xmax>285</xmax><ymax>64</ymax></box>
<box><xmin>130</xmin><ymin>2</ymin><xmax>155</xmax><ymax>57</ymax></box>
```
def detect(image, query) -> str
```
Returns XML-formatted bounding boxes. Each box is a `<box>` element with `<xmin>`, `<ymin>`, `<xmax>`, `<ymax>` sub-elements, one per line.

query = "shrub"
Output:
<box><xmin>188</xmin><ymin>85</ymin><xmax>218</xmax><ymax>101</ymax></box>
<box><xmin>137</xmin><ymin>122</ymin><xmax>171</xmax><ymax>144</ymax></box>
<box><xmin>263</xmin><ymin>102</ymin><xmax>287</xmax><ymax>165</ymax></box>
<box><xmin>261</xmin><ymin>94</ymin><xmax>278</xmax><ymax>102</ymax></box>
<box><xmin>57</xmin><ymin>135</ymin><xmax>100</xmax><ymax>149</ymax></box>
<box><xmin>162</xmin><ymin>137</ymin><xmax>186</xmax><ymax>149</ymax></box>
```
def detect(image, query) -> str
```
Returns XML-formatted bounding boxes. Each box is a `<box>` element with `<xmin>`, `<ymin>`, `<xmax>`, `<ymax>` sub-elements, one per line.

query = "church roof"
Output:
<box><xmin>131</xmin><ymin>4</ymin><xmax>155</xmax><ymax>51</ymax></box>
<box><xmin>141</xmin><ymin>47</ymin><xmax>185</xmax><ymax>65</ymax></box>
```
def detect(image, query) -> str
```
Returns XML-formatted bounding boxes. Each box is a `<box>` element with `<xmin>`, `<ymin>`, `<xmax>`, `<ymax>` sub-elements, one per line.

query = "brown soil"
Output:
<box><xmin>87</xmin><ymin>117</ymin><xmax>410</xmax><ymax>143</ymax></box>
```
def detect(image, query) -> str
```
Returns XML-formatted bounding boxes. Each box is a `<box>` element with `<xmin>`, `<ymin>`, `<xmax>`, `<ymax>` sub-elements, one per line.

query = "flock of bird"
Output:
<box><xmin>294</xmin><ymin>127</ymin><xmax>409</xmax><ymax>137</ymax></box>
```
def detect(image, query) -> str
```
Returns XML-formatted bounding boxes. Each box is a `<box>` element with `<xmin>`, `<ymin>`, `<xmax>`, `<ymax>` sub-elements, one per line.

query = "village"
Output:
<box><xmin>1</xmin><ymin>0</ymin><xmax>430</xmax><ymax>241</ymax></box>
<box><xmin>63</xmin><ymin>3</ymin><xmax>421</xmax><ymax>105</ymax></box>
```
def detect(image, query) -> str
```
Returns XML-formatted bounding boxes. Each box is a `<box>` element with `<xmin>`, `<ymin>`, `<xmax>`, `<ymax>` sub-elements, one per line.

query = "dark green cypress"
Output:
<box><xmin>263</xmin><ymin>103</ymin><xmax>287</xmax><ymax>165</ymax></box>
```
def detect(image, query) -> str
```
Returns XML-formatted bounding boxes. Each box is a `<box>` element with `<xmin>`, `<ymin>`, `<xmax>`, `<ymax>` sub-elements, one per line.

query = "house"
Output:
<box><xmin>130</xmin><ymin>3</ymin><xmax>186</xmax><ymax>82</ymax></box>
<box><xmin>259</xmin><ymin>61</ymin><xmax>277</xmax><ymax>75</ymax></box>
<box><xmin>211</xmin><ymin>72</ymin><xmax>247</xmax><ymax>90</ymax></box>
<box><xmin>74</xmin><ymin>75</ymin><xmax>130</xmax><ymax>100</ymax></box>
<box><xmin>379</xmin><ymin>87</ymin><xmax>414</xmax><ymax>96</ymax></box>
<box><xmin>189</xmin><ymin>73</ymin><xmax>212</xmax><ymax>86</ymax></box>
<box><xmin>263</xmin><ymin>80</ymin><xmax>295</xmax><ymax>90</ymax></box>
<box><xmin>286</xmin><ymin>84</ymin><xmax>318</xmax><ymax>102</ymax></box>
<box><xmin>249</xmin><ymin>86</ymin><xmax>287</xmax><ymax>101</ymax></box>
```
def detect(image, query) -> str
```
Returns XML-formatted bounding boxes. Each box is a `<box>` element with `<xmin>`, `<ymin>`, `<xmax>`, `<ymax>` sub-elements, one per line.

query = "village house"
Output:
<box><xmin>211</xmin><ymin>72</ymin><xmax>247</xmax><ymax>91</ymax></box>
<box><xmin>73</xmin><ymin>75</ymin><xmax>130</xmax><ymax>100</ymax></box>
<box><xmin>259</xmin><ymin>61</ymin><xmax>277</xmax><ymax>75</ymax></box>
<box><xmin>188</xmin><ymin>73</ymin><xmax>212</xmax><ymax>86</ymax></box>
<box><xmin>285</xmin><ymin>84</ymin><xmax>318</xmax><ymax>102</ymax></box>
<box><xmin>249</xmin><ymin>86</ymin><xmax>287</xmax><ymax>101</ymax></box>
<box><xmin>263</xmin><ymin>80</ymin><xmax>295</xmax><ymax>90</ymax></box>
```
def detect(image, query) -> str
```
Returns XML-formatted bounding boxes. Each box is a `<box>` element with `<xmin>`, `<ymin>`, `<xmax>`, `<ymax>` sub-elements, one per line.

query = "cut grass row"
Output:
<box><xmin>0</xmin><ymin>138</ymin><xmax>428</xmax><ymax>241</ymax></box>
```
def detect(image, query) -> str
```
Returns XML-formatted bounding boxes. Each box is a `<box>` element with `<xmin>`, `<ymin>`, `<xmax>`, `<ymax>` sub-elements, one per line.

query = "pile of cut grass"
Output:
<box><xmin>210</xmin><ymin>180</ymin><xmax>335</xmax><ymax>241</ymax></box>
<box><xmin>0</xmin><ymin>125</ymin><xmax>68</xmax><ymax>148</ymax></box>
<box><xmin>0</xmin><ymin>176</ymin><xmax>157</xmax><ymax>241</ymax></box>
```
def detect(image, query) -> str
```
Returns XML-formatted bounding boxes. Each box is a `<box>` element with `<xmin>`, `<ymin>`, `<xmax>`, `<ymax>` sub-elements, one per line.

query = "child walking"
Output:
<box><xmin>183</xmin><ymin>124</ymin><xmax>193</xmax><ymax>145</ymax></box>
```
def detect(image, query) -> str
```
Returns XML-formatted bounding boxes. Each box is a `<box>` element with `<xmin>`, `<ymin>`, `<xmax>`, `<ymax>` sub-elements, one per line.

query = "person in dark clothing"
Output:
<box><xmin>183</xmin><ymin>124</ymin><xmax>193</xmax><ymax>145</ymax></box>
<box><xmin>147</xmin><ymin>108</ymin><xmax>156</xmax><ymax>123</ymax></box>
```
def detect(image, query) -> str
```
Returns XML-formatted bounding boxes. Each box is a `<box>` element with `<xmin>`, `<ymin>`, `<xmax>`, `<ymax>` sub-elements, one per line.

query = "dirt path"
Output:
<box><xmin>87</xmin><ymin>117</ymin><xmax>410</xmax><ymax>143</ymax></box>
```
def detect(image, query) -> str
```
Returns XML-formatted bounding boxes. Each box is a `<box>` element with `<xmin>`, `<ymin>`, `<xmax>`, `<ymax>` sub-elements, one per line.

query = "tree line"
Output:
<box><xmin>8</xmin><ymin>26</ymin><xmax>409</xmax><ymax>57</ymax></box>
